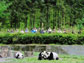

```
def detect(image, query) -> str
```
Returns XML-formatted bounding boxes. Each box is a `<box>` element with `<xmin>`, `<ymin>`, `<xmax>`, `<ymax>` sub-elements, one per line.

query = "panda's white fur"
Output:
<box><xmin>41</xmin><ymin>51</ymin><xmax>49</xmax><ymax>59</ymax></box>
<box><xmin>38</xmin><ymin>51</ymin><xmax>59</xmax><ymax>60</ymax></box>
<box><xmin>15</xmin><ymin>52</ymin><xmax>24</xmax><ymax>59</ymax></box>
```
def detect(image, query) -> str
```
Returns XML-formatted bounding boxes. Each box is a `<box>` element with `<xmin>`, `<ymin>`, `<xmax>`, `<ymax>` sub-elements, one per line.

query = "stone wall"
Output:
<box><xmin>11</xmin><ymin>45</ymin><xmax>84</xmax><ymax>55</ymax></box>
<box><xmin>0</xmin><ymin>45</ymin><xmax>84</xmax><ymax>58</ymax></box>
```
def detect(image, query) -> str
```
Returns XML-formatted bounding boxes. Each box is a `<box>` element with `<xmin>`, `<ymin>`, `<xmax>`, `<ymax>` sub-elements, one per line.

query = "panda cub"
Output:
<box><xmin>38</xmin><ymin>51</ymin><xmax>59</xmax><ymax>60</ymax></box>
<box><xmin>15</xmin><ymin>52</ymin><xmax>24</xmax><ymax>59</ymax></box>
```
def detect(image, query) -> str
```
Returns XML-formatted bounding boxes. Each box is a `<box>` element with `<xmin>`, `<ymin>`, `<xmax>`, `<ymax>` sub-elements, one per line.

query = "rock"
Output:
<box><xmin>24</xmin><ymin>51</ymin><xmax>33</xmax><ymax>57</ymax></box>
<box><xmin>0</xmin><ymin>46</ymin><xmax>11</xmax><ymax>58</ymax></box>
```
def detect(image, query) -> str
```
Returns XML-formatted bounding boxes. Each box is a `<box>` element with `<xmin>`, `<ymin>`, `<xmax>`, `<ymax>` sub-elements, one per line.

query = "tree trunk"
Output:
<box><xmin>33</xmin><ymin>13</ymin><xmax>35</xmax><ymax>28</ymax></box>
<box><xmin>30</xmin><ymin>14</ymin><xmax>32</xmax><ymax>29</ymax></box>
<box><xmin>46</xmin><ymin>4</ymin><xmax>49</xmax><ymax>29</ymax></box>
<box><xmin>25</xmin><ymin>16</ymin><xmax>28</xmax><ymax>28</ymax></box>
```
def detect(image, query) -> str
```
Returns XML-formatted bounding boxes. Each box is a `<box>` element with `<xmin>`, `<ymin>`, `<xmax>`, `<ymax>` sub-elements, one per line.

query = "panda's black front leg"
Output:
<box><xmin>15</xmin><ymin>54</ymin><xmax>19</xmax><ymax>59</ymax></box>
<box><xmin>47</xmin><ymin>52</ymin><xmax>54</xmax><ymax>60</ymax></box>
<box><xmin>38</xmin><ymin>53</ymin><xmax>42</xmax><ymax>60</ymax></box>
<box><xmin>38</xmin><ymin>56</ymin><xmax>42</xmax><ymax>60</ymax></box>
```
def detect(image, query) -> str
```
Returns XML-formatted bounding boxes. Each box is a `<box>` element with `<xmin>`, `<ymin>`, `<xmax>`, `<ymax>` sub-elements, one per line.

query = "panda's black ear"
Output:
<box><xmin>0</xmin><ymin>55</ymin><xmax>2</xmax><ymax>58</ymax></box>
<box><xmin>16</xmin><ymin>54</ymin><xmax>19</xmax><ymax>59</ymax></box>
<box><xmin>38</xmin><ymin>53</ymin><xmax>42</xmax><ymax>60</ymax></box>
<box><xmin>56</xmin><ymin>57</ymin><xmax>59</xmax><ymax>60</ymax></box>
<box><xmin>41</xmin><ymin>50</ymin><xmax>44</xmax><ymax>52</ymax></box>
<box><xmin>46</xmin><ymin>52</ymin><xmax>48</xmax><ymax>55</ymax></box>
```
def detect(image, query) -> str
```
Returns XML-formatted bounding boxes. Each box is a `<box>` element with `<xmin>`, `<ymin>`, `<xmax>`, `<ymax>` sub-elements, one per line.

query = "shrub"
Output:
<box><xmin>0</xmin><ymin>33</ymin><xmax>83</xmax><ymax>45</ymax></box>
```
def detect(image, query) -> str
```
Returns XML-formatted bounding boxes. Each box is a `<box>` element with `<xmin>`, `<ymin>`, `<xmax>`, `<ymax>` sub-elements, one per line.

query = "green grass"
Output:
<box><xmin>3</xmin><ymin>52</ymin><xmax>84</xmax><ymax>63</ymax></box>
<box><xmin>0</xmin><ymin>44</ymin><xmax>6</xmax><ymax>46</ymax></box>
<box><xmin>5</xmin><ymin>55</ymin><xmax>84</xmax><ymax>63</ymax></box>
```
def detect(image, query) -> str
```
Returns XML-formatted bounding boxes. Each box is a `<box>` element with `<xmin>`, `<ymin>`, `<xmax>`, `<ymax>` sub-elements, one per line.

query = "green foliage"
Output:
<box><xmin>6</xmin><ymin>54</ymin><xmax>84</xmax><ymax>63</ymax></box>
<box><xmin>0</xmin><ymin>0</ymin><xmax>11</xmax><ymax>29</ymax></box>
<box><xmin>0</xmin><ymin>33</ymin><xmax>84</xmax><ymax>45</ymax></box>
<box><xmin>0</xmin><ymin>0</ymin><xmax>84</xmax><ymax>29</ymax></box>
<box><xmin>0</xmin><ymin>1</ymin><xmax>8</xmax><ymax>16</ymax></box>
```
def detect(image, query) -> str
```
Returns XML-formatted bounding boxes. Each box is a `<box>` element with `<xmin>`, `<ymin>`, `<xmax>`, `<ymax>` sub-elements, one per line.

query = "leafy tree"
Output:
<box><xmin>0</xmin><ymin>0</ymin><xmax>84</xmax><ymax>31</ymax></box>
<box><xmin>0</xmin><ymin>1</ymin><xmax>11</xmax><ymax>29</ymax></box>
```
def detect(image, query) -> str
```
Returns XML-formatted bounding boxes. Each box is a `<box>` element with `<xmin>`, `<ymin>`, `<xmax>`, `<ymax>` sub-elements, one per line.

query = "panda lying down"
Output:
<box><xmin>38</xmin><ymin>51</ymin><xmax>59</xmax><ymax>60</ymax></box>
<box><xmin>15</xmin><ymin>52</ymin><xmax>24</xmax><ymax>59</ymax></box>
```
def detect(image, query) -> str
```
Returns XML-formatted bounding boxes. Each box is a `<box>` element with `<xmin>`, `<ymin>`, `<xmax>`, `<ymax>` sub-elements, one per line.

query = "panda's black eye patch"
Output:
<box><xmin>44</xmin><ymin>55</ymin><xmax>46</xmax><ymax>57</ymax></box>
<box><xmin>46</xmin><ymin>52</ymin><xmax>48</xmax><ymax>55</ymax></box>
<box><xmin>17</xmin><ymin>54</ymin><xmax>19</xmax><ymax>56</ymax></box>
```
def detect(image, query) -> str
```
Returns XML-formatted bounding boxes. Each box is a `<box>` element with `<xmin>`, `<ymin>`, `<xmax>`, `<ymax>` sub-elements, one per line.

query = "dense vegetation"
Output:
<box><xmin>0</xmin><ymin>33</ymin><xmax>84</xmax><ymax>44</ymax></box>
<box><xmin>0</xmin><ymin>0</ymin><xmax>84</xmax><ymax>30</ymax></box>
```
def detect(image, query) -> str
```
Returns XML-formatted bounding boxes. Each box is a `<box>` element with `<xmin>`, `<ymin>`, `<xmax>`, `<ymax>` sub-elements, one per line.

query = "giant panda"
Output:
<box><xmin>38</xmin><ymin>51</ymin><xmax>59</xmax><ymax>60</ymax></box>
<box><xmin>15</xmin><ymin>52</ymin><xmax>24</xmax><ymax>59</ymax></box>
<box><xmin>0</xmin><ymin>55</ymin><xmax>2</xmax><ymax>58</ymax></box>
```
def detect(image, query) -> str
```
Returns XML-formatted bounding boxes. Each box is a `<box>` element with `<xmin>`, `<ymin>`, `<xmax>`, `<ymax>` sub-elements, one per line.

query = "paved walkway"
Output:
<box><xmin>0</xmin><ymin>57</ymin><xmax>13</xmax><ymax>63</ymax></box>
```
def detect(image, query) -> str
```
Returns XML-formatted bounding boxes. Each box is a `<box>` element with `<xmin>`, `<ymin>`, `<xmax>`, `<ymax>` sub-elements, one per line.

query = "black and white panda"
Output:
<box><xmin>0</xmin><ymin>55</ymin><xmax>2</xmax><ymax>58</ymax></box>
<box><xmin>15</xmin><ymin>52</ymin><xmax>24</xmax><ymax>59</ymax></box>
<box><xmin>38</xmin><ymin>51</ymin><xmax>59</xmax><ymax>60</ymax></box>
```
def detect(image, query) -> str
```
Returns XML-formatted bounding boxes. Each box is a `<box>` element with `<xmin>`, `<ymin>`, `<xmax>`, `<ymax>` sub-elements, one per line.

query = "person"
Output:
<box><xmin>78</xmin><ymin>30</ymin><xmax>81</xmax><ymax>34</ymax></box>
<box><xmin>40</xmin><ymin>28</ymin><xmax>45</xmax><ymax>34</ymax></box>
<box><xmin>37</xmin><ymin>28</ymin><xmax>40</xmax><ymax>33</ymax></box>
<box><xmin>11</xmin><ymin>29</ymin><xmax>14</xmax><ymax>33</ymax></box>
<box><xmin>63</xmin><ymin>29</ymin><xmax>67</xmax><ymax>34</ymax></box>
<box><xmin>20</xmin><ymin>30</ymin><xmax>24</xmax><ymax>33</ymax></box>
<box><xmin>25</xmin><ymin>28</ymin><xmax>29</xmax><ymax>33</ymax></box>
<box><xmin>57</xmin><ymin>29</ymin><xmax>63</xmax><ymax>33</ymax></box>
<box><xmin>52</xmin><ymin>28</ymin><xmax>56</xmax><ymax>33</ymax></box>
<box><xmin>31</xmin><ymin>28</ymin><xmax>37</xmax><ymax>33</ymax></box>
<box><xmin>7</xmin><ymin>29</ymin><xmax>10</xmax><ymax>32</ymax></box>
<box><xmin>47</xmin><ymin>27</ymin><xmax>52</xmax><ymax>33</ymax></box>
<box><xmin>16</xmin><ymin>29</ymin><xmax>19</xmax><ymax>33</ymax></box>
<box><xmin>72</xmin><ymin>30</ymin><xmax>74</xmax><ymax>34</ymax></box>
<box><xmin>35</xmin><ymin>28</ymin><xmax>37</xmax><ymax>32</ymax></box>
